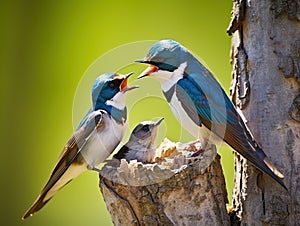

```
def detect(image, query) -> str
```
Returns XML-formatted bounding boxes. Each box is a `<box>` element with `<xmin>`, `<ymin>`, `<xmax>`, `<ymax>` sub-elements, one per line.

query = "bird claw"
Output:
<box><xmin>183</xmin><ymin>139</ymin><xmax>201</xmax><ymax>150</ymax></box>
<box><xmin>190</xmin><ymin>148</ymin><xmax>205</xmax><ymax>157</ymax></box>
<box><xmin>91</xmin><ymin>167</ymin><xmax>102</xmax><ymax>173</ymax></box>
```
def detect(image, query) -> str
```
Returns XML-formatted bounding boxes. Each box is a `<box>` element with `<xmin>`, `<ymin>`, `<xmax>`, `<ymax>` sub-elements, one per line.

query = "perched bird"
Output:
<box><xmin>22</xmin><ymin>72</ymin><xmax>138</xmax><ymax>219</ymax></box>
<box><xmin>136</xmin><ymin>39</ymin><xmax>287</xmax><ymax>189</ymax></box>
<box><xmin>113</xmin><ymin>118</ymin><xmax>164</xmax><ymax>163</ymax></box>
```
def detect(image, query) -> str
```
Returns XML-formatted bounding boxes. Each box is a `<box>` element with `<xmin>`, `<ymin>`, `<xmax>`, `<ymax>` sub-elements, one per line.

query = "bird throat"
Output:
<box><xmin>158</xmin><ymin>62</ymin><xmax>187</xmax><ymax>92</ymax></box>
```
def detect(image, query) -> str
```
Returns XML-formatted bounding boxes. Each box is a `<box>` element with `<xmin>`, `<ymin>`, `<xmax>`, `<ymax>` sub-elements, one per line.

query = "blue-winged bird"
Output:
<box><xmin>23</xmin><ymin>72</ymin><xmax>138</xmax><ymax>219</ymax></box>
<box><xmin>136</xmin><ymin>40</ymin><xmax>286</xmax><ymax>190</ymax></box>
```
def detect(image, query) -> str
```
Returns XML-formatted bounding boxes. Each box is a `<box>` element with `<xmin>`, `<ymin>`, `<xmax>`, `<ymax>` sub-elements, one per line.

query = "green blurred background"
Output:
<box><xmin>1</xmin><ymin>1</ymin><xmax>233</xmax><ymax>225</ymax></box>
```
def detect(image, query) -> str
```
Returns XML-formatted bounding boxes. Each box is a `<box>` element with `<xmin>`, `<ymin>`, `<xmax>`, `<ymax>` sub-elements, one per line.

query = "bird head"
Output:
<box><xmin>129</xmin><ymin>118</ymin><xmax>164</xmax><ymax>148</ymax></box>
<box><xmin>136</xmin><ymin>40</ymin><xmax>189</xmax><ymax>82</ymax></box>
<box><xmin>92</xmin><ymin>72</ymin><xmax>138</xmax><ymax>110</ymax></box>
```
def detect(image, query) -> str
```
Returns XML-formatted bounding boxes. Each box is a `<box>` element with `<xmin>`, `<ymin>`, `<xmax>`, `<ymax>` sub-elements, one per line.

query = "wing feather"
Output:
<box><xmin>43</xmin><ymin>110</ymin><xmax>105</xmax><ymax>194</ymax></box>
<box><xmin>175</xmin><ymin>76</ymin><xmax>286</xmax><ymax>189</ymax></box>
<box><xmin>23</xmin><ymin>110</ymin><xmax>106</xmax><ymax>219</ymax></box>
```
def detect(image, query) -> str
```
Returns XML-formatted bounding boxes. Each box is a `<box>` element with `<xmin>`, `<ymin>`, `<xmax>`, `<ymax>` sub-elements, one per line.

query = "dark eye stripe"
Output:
<box><xmin>151</xmin><ymin>61</ymin><xmax>177</xmax><ymax>72</ymax></box>
<box><xmin>109</xmin><ymin>82</ymin><xmax>115</xmax><ymax>88</ymax></box>
<box><xmin>108</xmin><ymin>79</ymin><xmax>121</xmax><ymax>89</ymax></box>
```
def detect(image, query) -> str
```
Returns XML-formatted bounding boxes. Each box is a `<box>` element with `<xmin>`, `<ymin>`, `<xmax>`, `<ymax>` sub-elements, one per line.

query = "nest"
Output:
<box><xmin>100</xmin><ymin>138</ymin><xmax>217</xmax><ymax>186</ymax></box>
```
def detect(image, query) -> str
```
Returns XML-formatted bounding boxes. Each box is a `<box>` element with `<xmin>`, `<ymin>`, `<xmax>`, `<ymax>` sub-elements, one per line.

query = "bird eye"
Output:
<box><xmin>108</xmin><ymin>82</ymin><xmax>116</xmax><ymax>89</ymax></box>
<box><xmin>108</xmin><ymin>80</ymin><xmax>120</xmax><ymax>89</ymax></box>
<box><xmin>142</xmin><ymin>125</ymin><xmax>149</xmax><ymax>131</ymax></box>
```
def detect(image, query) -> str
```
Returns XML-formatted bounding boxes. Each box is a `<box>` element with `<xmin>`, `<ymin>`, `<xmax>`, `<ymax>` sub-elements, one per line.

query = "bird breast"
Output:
<box><xmin>81</xmin><ymin>115</ymin><xmax>126</xmax><ymax>168</ymax></box>
<box><xmin>126</xmin><ymin>146</ymin><xmax>156</xmax><ymax>163</ymax></box>
<box><xmin>168</xmin><ymin>90</ymin><xmax>217</xmax><ymax>147</ymax></box>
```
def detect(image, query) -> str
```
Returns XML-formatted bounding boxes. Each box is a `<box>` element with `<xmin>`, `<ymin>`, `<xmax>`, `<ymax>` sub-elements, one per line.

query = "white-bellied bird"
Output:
<box><xmin>136</xmin><ymin>40</ymin><xmax>286</xmax><ymax>190</ymax></box>
<box><xmin>23</xmin><ymin>72</ymin><xmax>138</xmax><ymax>219</ymax></box>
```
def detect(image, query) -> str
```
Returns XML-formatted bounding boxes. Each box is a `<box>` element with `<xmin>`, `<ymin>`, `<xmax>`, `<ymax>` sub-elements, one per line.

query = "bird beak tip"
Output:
<box><xmin>137</xmin><ymin>74</ymin><xmax>148</xmax><ymax>79</ymax></box>
<box><xmin>137</xmin><ymin>65</ymin><xmax>158</xmax><ymax>79</ymax></box>
<box><xmin>155</xmin><ymin>117</ymin><xmax>164</xmax><ymax>126</ymax></box>
<box><xmin>125</xmin><ymin>72</ymin><xmax>134</xmax><ymax>79</ymax></box>
<box><xmin>134</xmin><ymin>59</ymin><xmax>145</xmax><ymax>63</ymax></box>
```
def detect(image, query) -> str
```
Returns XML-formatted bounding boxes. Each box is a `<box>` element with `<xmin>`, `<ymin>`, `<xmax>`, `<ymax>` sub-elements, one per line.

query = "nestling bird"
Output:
<box><xmin>22</xmin><ymin>72</ymin><xmax>138</xmax><ymax>219</ymax></box>
<box><xmin>136</xmin><ymin>39</ymin><xmax>286</xmax><ymax>189</ymax></box>
<box><xmin>113</xmin><ymin>118</ymin><xmax>164</xmax><ymax>163</ymax></box>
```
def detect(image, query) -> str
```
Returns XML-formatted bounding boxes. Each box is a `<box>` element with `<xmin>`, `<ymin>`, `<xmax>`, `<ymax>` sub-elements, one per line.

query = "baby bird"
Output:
<box><xmin>113</xmin><ymin>118</ymin><xmax>164</xmax><ymax>163</ymax></box>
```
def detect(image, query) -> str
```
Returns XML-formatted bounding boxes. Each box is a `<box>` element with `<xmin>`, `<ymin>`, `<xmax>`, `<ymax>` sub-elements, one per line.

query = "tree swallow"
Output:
<box><xmin>22</xmin><ymin>72</ymin><xmax>138</xmax><ymax>219</ymax></box>
<box><xmin>113</xmin><ymin>118</ymin><xmax>164</xmax><ymax>163</ymax></box>
<box><xmin>136</xmin><ymin>39</ymin><xmax>286</xmax><ymax>189</ymax></box>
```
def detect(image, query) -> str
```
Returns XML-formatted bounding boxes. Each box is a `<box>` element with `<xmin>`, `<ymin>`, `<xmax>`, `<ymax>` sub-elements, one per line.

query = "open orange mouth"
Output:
<box><xmin>119</xmin><ymin>72</ymin><xmax>138</xmax><ymax>92</ymax></box>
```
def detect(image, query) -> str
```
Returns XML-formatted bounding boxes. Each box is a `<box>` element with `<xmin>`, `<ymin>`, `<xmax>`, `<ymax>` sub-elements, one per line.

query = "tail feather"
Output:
<box><xmin>227</xmin><ymin>134</ymin><xmax>287</xmax><ymax>190</ymax></box>
<box><xmin>22</xmin><ymin>160</ymin><xmax>87</xmax><ymax>220</ymax></box>
<box><xmin>221</xmin><ymin>114</ymin><xmax>287</xmax><ymax>190</ymax></box>
<box><xmin>264</xmin><ymin>158</ymin><xmax>284</xmax><ymax>179</ymax></box>
<box><xmin>22</xmin><ymin>195</ymin><xmax>51</xmax><ymax>220</ymax></box>
<box><xmin>251</xmin><ymin>154</ymin><xmax>287</xmax><ymax>190</ymax></box>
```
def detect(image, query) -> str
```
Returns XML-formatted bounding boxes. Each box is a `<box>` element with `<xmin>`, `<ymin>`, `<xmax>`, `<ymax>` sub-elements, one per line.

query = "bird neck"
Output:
<box><xmin>156</xmin><ymin>62</ymin><xmax>187</xmax><ymax>92</ymax></box>
<box><xmin>93</xmin><ymin>102</ymin><xmax>127</xmax><ymax>124</ymax></box>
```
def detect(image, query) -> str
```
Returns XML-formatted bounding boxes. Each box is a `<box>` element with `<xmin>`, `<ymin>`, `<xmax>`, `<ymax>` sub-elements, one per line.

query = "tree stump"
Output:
<box><xmin>99</xmin><ymin>139</ymin><xmax>230</xmax><ymax>226</ymax></box>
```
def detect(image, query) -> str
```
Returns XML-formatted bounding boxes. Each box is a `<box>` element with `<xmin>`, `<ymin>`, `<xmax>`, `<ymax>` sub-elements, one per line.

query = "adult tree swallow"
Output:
<box><xmin>113</xmin><ymin>118</ymin><xmax>164</xmax><ymax>163</ymax></box>
<box><xmin>23</xmin><ymin>72</ymin><xmax>138</xmax><ymax>219</ymax></box>
<box><xmin>136</xmin><ymin>39</ymin><xmax>287</xmax><ymax>189</ymax></box>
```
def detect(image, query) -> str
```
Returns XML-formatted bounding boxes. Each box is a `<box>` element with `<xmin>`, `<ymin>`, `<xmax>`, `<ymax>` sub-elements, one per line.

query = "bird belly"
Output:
<box><xmin>81</xmin><ymin>119</ymin><xmax>125</xmax><ymax>167</ymax></box>
<box><xmin>169</xmin><ymin>94</ymin><xmax>219</xmax><ymax>147</ymax></box>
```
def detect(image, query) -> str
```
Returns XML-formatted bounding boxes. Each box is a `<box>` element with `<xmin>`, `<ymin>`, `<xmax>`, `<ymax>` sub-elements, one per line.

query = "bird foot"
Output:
<box><xmin>184</xmin><ymin>139</ymin><xmax>202</xmax><ymax>152</ymax></box>
<box><xmin>91</xmin><ymin>167</ymin><xmax>102</xmax><ymax>173</ymax></box>
<box><xmin>191</xmin><ymin>148</ymin><xmax>205</xmax><ymax>157</ymax></box>
<box><xmin>184</xmin><ymin>139</ymin><xmax>204</xmax><ymax>157</ymax></box>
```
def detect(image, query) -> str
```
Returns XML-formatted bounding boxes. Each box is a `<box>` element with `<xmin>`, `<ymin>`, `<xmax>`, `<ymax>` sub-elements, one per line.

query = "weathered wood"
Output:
<box><xmin>99</xmin><ymin>139</ymin><xmax>230</xmax><ymax>226</ymax></box>
<box><xmin>229</xmin><ymin>0</ymin><xmax>300</xmax><ymax>225</ymax></box>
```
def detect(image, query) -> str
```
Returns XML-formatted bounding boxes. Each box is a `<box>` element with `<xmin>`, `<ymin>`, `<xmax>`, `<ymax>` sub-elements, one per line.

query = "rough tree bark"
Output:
<box><xmin>228</xmin><ymin>0</ymin><xmax>300</xmax><ymax>225</ymax></box>
<box><xmin>99</xmin><ymin>140</ymin><xmax>230</xmax><ymax>225</ymax></box>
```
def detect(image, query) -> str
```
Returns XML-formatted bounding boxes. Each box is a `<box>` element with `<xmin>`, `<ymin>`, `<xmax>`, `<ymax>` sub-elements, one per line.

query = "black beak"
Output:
<box><xmin>154</xmin><ymin>117</ymin><xmax>164</xmax><ymax>126</ymax></box>
<box><xmin>134</xmin><ymin>59</ymin><xmax>146</xmax><ymax>63</ymax></box>
<box><xmin>125</xmin><ymin>72</ymin><xmax>134</xmax><ymax>79</ymax></box>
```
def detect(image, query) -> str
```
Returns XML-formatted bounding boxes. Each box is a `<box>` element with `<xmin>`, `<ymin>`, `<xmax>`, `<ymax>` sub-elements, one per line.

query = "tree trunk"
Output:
<box><xmin>99</xmin><ymin>139</ymin><xmax>230</xmax><ymax>226</ymax></box>
<box><xmin>228</xmin><ymin>0</ymin><xmax>300</xmax><ymax>225</ymax></box>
